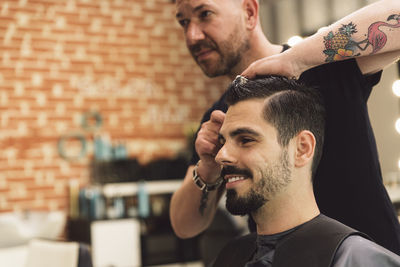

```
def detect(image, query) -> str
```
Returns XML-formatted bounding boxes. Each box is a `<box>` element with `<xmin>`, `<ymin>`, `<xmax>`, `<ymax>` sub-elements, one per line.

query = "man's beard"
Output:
<box><xmin>225</xmin><ymin>151</ymin><xmax>292</xmax><ymax>216</ymax></box>
<box><xmin>226</xmin><ymin>188</ymin><xmax>265</xmax><ymax>216</ymax></box>
<box><xmin>188</xmin><ymin>27</ymin><xmax>250</xmax><ymax>77</ymax></box>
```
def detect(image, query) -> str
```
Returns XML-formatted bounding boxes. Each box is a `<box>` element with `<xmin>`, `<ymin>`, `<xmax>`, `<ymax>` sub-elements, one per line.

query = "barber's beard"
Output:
<box><xmin>189</xmin><ymin>29</ymin><xmax>250</xmax><ymax>78</ymax></box>
<box><xmin>226</xmin><ymin>151</ymin><xmax>292</xmax><ymax>216</ymax></box>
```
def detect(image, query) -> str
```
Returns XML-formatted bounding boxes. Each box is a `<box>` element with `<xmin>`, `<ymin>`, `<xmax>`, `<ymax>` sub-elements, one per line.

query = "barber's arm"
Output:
<box><xmin>169</xmin><ymin>111</ymin><xmax>225</xmax><ymax>238</ymax></box>
<box><xmin>242</xmin><ymin>0</ymin><xmax>400</xmax><ymax>78</ymax></box>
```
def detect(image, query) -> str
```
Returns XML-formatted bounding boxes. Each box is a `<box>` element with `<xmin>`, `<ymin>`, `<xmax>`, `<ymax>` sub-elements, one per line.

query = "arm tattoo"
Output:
<box><xmin>323</xmin><ymin>14</ymin><xmax>400</xmax><ymax>62</ymax></box>
<box><xmin>199</xmin><ymin>190</ymin><xmax>209</xmax><ymax>216</ymax></box>
<box><xmin>199</xmin><ymin>180</ymin><xmax>225</xmax><ymax>216</ymax></box>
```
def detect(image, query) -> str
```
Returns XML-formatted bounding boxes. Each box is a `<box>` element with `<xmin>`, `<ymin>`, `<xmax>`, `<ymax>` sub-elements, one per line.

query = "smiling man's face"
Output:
<box><xmin>216</xmin><ymin>98</ymin><xmax>293</xmax><ymax>215</ymax></box>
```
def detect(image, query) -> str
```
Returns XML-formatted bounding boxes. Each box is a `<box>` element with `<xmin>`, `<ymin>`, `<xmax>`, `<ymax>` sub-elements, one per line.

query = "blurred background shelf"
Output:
<box><xmin>102</xmin><ymin>180</ymin><xmax>182</xmax><ymax>198</ymax></box>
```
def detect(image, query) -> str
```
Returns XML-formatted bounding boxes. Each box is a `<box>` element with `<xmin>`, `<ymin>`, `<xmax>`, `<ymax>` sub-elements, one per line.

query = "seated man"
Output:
<box><xmin>210</xmin><ymin>76</ymin><xmax>400</xmax><ymax>267</ymax></box>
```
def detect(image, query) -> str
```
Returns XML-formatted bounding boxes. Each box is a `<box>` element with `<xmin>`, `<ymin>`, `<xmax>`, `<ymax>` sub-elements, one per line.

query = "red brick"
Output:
<box><xmin>0</xmin><ymin>0</ymin><xmax>228</xmax><ymax>213</ymax></box>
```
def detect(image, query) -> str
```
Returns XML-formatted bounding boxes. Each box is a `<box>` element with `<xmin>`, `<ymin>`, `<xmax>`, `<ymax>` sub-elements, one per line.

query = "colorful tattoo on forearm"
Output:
<box><xmin>323</xmin><ymin>14</ymin><xmax>400</xmax><ymax>62</ymax></box>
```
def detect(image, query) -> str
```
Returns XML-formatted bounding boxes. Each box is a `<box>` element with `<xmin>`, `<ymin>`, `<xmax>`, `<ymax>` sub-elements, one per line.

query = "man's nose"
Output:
<box><xmin>186</xmin><ymin>22</ymin><xmax>205</xmax><ymax>46</ymax></box>
<box><xmin>215</xmin><ymin>144</ymin><xmax>236</xmax><ymax>166</ymax></box>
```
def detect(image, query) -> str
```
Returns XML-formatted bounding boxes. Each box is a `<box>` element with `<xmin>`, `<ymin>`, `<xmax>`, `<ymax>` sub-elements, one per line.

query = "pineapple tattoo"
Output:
<box><xmin>323</xmin><ymin>15</ymin><xmax>400</xmax><ymax>62</ymax></box>
<box><xmin>323</xmin><ymin>22</ymin><xmax>360</xmax><ymax>62</ymax></box>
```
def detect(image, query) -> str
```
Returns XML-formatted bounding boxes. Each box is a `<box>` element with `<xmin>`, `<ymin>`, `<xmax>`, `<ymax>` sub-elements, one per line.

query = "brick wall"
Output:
<box><xmin>0</xmin><ymin>0</ymin><xmax>228</xmax><ymax>213</ymax></box>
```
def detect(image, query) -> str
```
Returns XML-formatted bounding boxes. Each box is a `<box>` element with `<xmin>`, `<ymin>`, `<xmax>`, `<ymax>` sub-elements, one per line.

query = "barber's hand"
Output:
<box><xmin>195</xmin><ymin>110</ymin><xmax>225</xmax><ymax>182</ymax></box>
<box><xmin>241</xmin><ymin>52</ymin><xmax>301</xmax><ymax>79</ymax></box>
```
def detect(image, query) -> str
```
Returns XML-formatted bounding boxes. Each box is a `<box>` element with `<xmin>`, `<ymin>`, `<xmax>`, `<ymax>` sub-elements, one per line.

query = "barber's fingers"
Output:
<box><xmin>197</xmin><ymin>112</ymin><xmax>225</xmax><ymax>143</ymax></box>
<box><xmin>195</xmin><ymin>136</ymin><xmax>220</xmax><ymax>158</ymax></box>
<box><xmin>210</xmin><ymin>110</ymin><xmax>225</xmax><ymax>125</ymax></box>
<box><xmin>195</xmin><ymin>110</ymin><xmax>225</xmax><ymax>158</ymax></box>
<box><xmin>199</xmin><ymin>111</ymin><xmax>225</xmax><ymax>137</ymax></box>
<box><xmin>241</xmin><ymin>59</ymin><xmax>269</xmax><ymax>79</ymax></box>
<box><xmin>241</xmin><ymin>61</ymin><xmax>258</xmax><ymax>78</ymax></box>
<box><xmin>241</xmin><ymin>54</ymin><xmax>300</xmax><ymax>79</ymax></box>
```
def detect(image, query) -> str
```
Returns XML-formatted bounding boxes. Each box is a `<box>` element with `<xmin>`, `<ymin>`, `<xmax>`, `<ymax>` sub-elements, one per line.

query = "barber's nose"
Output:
<box><xmin>215</xmin><ymin>144</ymin><xmax>236</xmax><ymax>166</ymax></box>
<box><xmin>186</xmin><ymin>23</ymin><xmax>205</xmax><ymax>45</ymax></box>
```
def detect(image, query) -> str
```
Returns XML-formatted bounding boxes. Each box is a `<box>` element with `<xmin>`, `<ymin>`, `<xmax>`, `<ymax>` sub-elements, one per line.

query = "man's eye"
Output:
<box><xmin>239</xmin><ymin>137</ymin><xmax>254</xmax><ymax>145</ymax></box>
<box><xmin>178</xmin><ymin>19</ymin><xmax>189</xmax><ymax>27</ymax></box>
<box><xmin>199</xmin><ymin>10</ymin><xmax>212</xmax><ymax>19</ymax></box>
<box><xmin>218</xmin><ymin>137</ymin><xmax>226</xmax><ymax>146</ymax></box>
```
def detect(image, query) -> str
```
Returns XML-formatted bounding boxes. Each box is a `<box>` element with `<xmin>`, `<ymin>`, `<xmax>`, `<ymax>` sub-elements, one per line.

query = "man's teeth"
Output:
<box><xmin>228</xmin><ymin>176</ymin><xmax>246</xmax><ymax>183</ymax></box>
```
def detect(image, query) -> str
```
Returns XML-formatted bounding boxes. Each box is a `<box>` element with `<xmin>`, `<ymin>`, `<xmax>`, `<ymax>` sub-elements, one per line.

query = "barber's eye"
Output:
<box><xmin>199</xmin><ymin>10</ymin><xmax>212</xmax><ymax>19</ymax></box>
<box><xmin>178</xmin><ymin>19</ymin><xmax>189</xmax><ymax>27</ymax></box>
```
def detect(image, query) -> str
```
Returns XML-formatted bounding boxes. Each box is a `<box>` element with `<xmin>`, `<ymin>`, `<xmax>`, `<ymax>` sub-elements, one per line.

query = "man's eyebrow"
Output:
<box><xmin>193</xmin><ymin>4</ymin><xmax>207</xmax><ymax>13</ymax></box>
<box><xmin>176</xmin><ymin>4</ymin><xmax>207</xmax><ymax>19</ymax></box>
<box><xmin>218</xmin><ymin>127</ymin><xmax>261</xmax><ymax>144</ymax></box>
<box><xmin>230</xmin><ymin>128</ymin><xmax>261</xmax><ymax>138</ymax></box>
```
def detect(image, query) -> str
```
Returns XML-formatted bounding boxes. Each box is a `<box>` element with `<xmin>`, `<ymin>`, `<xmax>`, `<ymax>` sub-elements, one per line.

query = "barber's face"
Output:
<box><xmin>216</xmin><ymin>99</ymin><xmax>293</xmax><ymax>215</ymax></box>
<box><xmin>175</xmin><ymin>0</ymin><xmax>250</xmax><ymax>77</ymax></box>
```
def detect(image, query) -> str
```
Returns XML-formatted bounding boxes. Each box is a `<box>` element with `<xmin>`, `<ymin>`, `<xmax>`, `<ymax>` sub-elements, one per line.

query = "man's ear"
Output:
<box><xmin>242</xmin><ymin>0</ymin><xmax>259</xmax><ymax>30</ymax></box>
<box><xmin>294</xmin><ymin>130</ymin><xmax>316</xmax><ymax>168</ymax></box>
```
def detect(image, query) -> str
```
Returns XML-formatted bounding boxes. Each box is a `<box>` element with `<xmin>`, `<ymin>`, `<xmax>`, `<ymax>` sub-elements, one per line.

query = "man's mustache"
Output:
<box><xmin>189</xmin><ymin>40</ymin><xmax>217</xmax><ymax>55</ymax></box>
<box><xmin>221</xmin><ymin>165</ymin><xmax>252</xmax><ymax>178</ymax></box>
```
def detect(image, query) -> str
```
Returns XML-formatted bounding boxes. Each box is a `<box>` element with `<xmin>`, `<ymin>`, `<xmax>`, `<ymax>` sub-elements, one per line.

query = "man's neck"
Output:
<box><xmin>226</xmin><ymin>32</ymin><xmax>283</xmax><ymax>80</ymax></box>
<box><xmin>252</xmin><ymin>191</ymin><xmax>320</xmax><ymax>235</ymax></box>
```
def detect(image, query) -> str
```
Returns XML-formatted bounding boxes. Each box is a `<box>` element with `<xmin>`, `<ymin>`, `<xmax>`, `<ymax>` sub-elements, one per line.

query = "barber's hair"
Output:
<box><xmin>226</xmin><ymin>75</ymin><xmax>326</xmax><ymax>177</ymax></box>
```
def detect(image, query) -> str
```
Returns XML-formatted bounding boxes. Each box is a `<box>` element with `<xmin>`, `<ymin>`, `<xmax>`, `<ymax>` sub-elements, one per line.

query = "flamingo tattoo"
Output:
<box><xmin>323</xmin><ymin>14</ymin><xmax>400</xmax><ymax>62</ymax></box>
<box><xmin>356</xmin><ymin>14</ymin><xmax>400</xmax><ymax>54</ymax></box>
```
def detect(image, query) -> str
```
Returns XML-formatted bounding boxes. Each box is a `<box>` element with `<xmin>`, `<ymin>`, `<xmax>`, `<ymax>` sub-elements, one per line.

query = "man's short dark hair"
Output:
<box><xmin>226</xmin><ymin>75</ymin><xmax>326</xmax><ymax>177</ymax></box>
